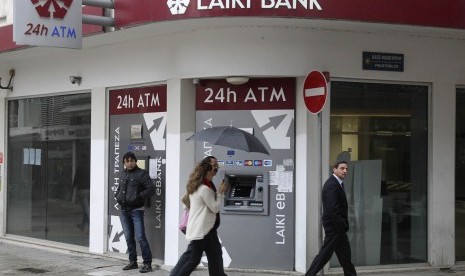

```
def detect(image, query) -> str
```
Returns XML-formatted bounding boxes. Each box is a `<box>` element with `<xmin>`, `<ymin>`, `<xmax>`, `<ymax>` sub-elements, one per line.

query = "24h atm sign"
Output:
<box><xmin>14</xmin><ymin>0</ymin><xmax>82</xmax><ymax>49</ymax></box>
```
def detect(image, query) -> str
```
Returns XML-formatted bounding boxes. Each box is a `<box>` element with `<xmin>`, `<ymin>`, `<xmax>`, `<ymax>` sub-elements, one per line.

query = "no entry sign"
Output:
<box><xmin>303</xmin><ymin>71</ymin><xmax>328</xmax><ymax>114</ymax></box>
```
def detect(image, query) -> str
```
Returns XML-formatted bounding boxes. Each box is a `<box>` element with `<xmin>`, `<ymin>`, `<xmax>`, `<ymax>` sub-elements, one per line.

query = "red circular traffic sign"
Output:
<box><xmin>303</xmin><ymin>71</ymin><xmax>328</xmax><ymax>114</ymax></box>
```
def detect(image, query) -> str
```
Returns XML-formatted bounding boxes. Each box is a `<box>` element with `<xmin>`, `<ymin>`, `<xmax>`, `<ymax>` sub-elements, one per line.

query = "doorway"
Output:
<box><xmin>329</xmin><ymin>81</ymin><xmax>428</xmax><ymax>266</ymax></box>
<box><xmin>7</xmin><ymin>93</ymin><xmax>91</xmax><ymax>246</ymax></box>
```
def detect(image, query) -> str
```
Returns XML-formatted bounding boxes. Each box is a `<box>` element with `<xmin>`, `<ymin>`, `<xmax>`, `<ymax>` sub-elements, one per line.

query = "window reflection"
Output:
<box><xmin>7</xmin><ymin>94</ymin><xmax>91</xmax><ymax>246</ymax></box>
<box><xmin>330</xmin><ymin>82</ymin><xmax>428</xmax><ymax>266</ymax></box>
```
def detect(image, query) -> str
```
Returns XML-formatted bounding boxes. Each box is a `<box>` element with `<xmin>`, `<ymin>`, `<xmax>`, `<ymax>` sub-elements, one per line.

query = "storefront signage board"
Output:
<box><xmin>363</xmin><ymin>51</ymin><xmax>404</xmax><ymax>72</ymax></box>
<box><xmin>107</xmin><ymin>85</ymin><xmax>167</xmax><ymax>260</ymax></box>
<box><xmin>116</xmin><ymin>0</ymin><xmax>465</xmax><ymax>30</ymax></box>
<box><xmin>195</xmin><ymin>78</ymin><xmax>296</xmax><ymax>270</ymax></box>
<box><xmin>13</xmin><ymin>0</ymin><xmax>82</xmax><ymax>49</ymax></box>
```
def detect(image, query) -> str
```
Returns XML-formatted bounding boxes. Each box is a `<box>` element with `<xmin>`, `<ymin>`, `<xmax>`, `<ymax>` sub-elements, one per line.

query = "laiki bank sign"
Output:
<box><xmin>167</xmin><ymin>0</ymin><xmax>322</xmax><ymax>14</ymax></box>
<box><xmin>13</xmin><ymin>0</ymin><xmax>82</xmax><ymax>49</ymax></box>
<box><xmin>116</xmin><ymin>0</ymin><xmax>465</xmax><ymax>30</ymax></box>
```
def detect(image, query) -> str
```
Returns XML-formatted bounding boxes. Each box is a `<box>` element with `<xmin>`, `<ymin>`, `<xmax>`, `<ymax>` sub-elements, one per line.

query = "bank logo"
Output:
<box><xmin>264</xmin><ymin>160</ymin><xmax>272</xmax><ymax>167</ymax></box>
<box><xmin>31</xmin><ymin>0</ymin><xmax>73</xmax><ymax>19</ymax></box>
<box><xmin>167</xmin><ymin>0</ymin><xmax>190</xmax><ymax>15</ymax></box>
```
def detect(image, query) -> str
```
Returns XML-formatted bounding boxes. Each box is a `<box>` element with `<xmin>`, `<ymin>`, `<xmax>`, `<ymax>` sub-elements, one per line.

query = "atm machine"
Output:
<box><xmin>222</xmin><ymin>173</ymin><xmax>269</xmax><ymax>215</ymax></box>
<box><xmin>194</xmin><ymin>77</ymin><xmax>296</xmax><ymax>270</ymax></box>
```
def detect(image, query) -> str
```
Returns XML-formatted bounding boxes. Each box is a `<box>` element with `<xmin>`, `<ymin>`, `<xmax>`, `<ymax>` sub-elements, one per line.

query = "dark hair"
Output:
<box><xmin>202</xmin><ymin>156</ymin><xmax>217</xmax><ymax>163</ymax></box>
<box><xmin>202</xmin><ymin>156</ymin><xmax>218</xmax><ymax>172</ymax></box>
<box><xmin>333</xmin><ymin>160</ymin><xmax>348</xmax><ymax>169</ymax></box>
<box><xmin>123</xmin><ymin>152</ymin><xmax>137</xmax><ymax>162</ymax></box>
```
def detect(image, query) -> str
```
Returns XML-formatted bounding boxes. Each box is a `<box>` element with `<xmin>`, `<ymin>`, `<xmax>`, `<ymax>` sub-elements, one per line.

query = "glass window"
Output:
<box><xmin>7</xmin><ymin>93</ymin><xmax>91</xmax><ymax>246</ymax></box>
<box><xmin>329</xmin><ymin>81</ymin><xmax>428</xmax><ymax>266</ymax></box>
<box><xmin>456</xmin><ymin>88</ymin><xmax>465</xmax><ymax>261</ymax></box>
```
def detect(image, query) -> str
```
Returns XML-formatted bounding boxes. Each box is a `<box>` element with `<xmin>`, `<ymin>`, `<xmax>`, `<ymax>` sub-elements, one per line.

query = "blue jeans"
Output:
<box><xmin>120</xmin><ymin>209</ymin><xmax>152</xmax><ymax>265</ymax></box>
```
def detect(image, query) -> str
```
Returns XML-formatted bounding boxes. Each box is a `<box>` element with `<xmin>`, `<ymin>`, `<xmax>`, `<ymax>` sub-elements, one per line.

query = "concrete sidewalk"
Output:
<box><xmin>1</xmin><ymin>239</ymin><xmax>465</xmax><ymax>276</ymax></box>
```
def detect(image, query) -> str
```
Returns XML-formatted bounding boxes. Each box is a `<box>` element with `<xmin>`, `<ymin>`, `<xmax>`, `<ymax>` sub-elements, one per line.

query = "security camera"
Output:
<box><xmin>69</xmin><ymin>76</ymin><xmax>82</xmax><ymax>85</ymax></box>
<box><xmin>193</xmin><ymin>78</ymin><xmax>207</xmax><ymax>87</ymax></box>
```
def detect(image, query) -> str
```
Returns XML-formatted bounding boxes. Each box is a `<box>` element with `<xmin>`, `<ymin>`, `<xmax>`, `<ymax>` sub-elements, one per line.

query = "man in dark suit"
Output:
<box><xmin>306</xmin><ymin>160</ymin><xmax>357</xmax><ymax>276</ymax></box>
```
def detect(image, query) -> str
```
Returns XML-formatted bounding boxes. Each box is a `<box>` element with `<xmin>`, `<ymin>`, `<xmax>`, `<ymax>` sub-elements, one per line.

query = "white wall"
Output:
<box><xmin>165</xmin><ymin>79</ymin><xmax>196</xmax><ymax>266</ymax></box>
<box><xmin>0</xmin><ymin>0</ymin><xmax>11</xmax><ymax>27</ymax></box>
<box><xmin>2</xmin><ymin>19</ymin><xmax>464</xmax><ymax>96</ymax></box>
<box><xmin>1</xmin><ymin>17</ymin><xmax>464</xmax><ymax>270</ymax></box>
<box><xmin>89</xmin><ymin>87</ymin><xmax>108</xmax><ymax>253</ymax></box>
<box><xmin>429</xmin><ymin>81</ymin><xmax>456</xmax><ymax>265</ymax></box>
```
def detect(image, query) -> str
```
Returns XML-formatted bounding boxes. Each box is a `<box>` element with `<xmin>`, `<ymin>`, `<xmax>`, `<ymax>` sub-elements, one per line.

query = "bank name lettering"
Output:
<box><xmin>154</xmin><ymin>156</ymin><xmax>163</xmax><ymax>229</ymax></box>
<box><xmin>112</xmin><ymin>126</ymin><xmax>121</xmax><ymax>210</ymax></box>
<box><xmin>198</xmin><ymin>0</ymin><xmax>322</xmax><ymax>10</ymax></box>
<box><xmin>276</xmin><ymin>192</ymin><xmax>286</xmax><ymax>245</ymax></box>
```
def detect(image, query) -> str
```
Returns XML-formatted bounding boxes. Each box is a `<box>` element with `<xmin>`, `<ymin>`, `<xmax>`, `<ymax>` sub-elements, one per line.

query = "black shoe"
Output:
<box><xmin>122</xmin><ymin>261</ymin><xmax>138</xmax><ymax>270</ymax></box>
<box><xmin>139</xmin><ymin>264</ymin><xmax>152</xmax><ymax>273</ymax></box>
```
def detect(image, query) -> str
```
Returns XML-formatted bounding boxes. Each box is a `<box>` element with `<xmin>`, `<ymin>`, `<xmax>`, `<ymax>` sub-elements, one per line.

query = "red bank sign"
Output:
<box><xmin>196</xmin><ymin>78</ymin><xmax>295</xmax><ymax>110</ymax></box>
<box><xmin>116</xmin><ymin>0</ymin><xmax>465</xmax><ymax>30</ymax></box>
<box><xmin>109</xmin><ymin>85</ymin><xmax>167</xmax><ymax>115</ymax></box>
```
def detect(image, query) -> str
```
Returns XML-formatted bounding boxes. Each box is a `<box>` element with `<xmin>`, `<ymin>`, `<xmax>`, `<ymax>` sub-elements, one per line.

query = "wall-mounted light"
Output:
<box><xmin>226</xmin><ymin>76</ymin><xmax>249</xmax><ymax>85</ymax></box>
<box><xmin>69</xmin><ymin>76</ymin><xmax>82</xmax><ymax>85</ymax></box>
<box><xmin>0</xmin><ymin>69</ymin><xmax>15</xmax><ymax>91</ymax></box>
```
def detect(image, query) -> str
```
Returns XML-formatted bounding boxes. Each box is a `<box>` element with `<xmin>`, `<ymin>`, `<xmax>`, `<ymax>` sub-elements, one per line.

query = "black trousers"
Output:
<box><xmin>170</xmin><ymin>229</ymin><xmax>227</xmax><ymax>276</ymax></box>
<box><xmin>305</xmin><ymin>231</ymin><xmax>357</xmax><ymax>276</ymax></box>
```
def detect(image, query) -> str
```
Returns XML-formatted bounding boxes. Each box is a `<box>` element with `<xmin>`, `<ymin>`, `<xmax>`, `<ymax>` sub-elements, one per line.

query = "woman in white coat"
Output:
<box><xmin>171</xmin><ymin>160</ymin><xmax>228</xmax><ymax>276</ymax></box>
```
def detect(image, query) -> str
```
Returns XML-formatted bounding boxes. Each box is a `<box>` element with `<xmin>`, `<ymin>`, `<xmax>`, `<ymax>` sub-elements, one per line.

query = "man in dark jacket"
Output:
<box><xmin>306</xmin><ymin>160</ymin><xmax>357</xmax><ymax>276</ymax></box>
<box><xmin>115</xmin><ymin>152</ymin><xmax>155</xmax><ymax>273</ymax></box>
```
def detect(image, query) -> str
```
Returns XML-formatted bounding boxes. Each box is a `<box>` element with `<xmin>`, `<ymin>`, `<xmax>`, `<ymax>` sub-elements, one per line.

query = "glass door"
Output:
<box><xmin>7</xmin><ymin>94</ymin><xmax>91</xmax><ymax>246</ymax></box>
<box><xmin>329</xmin><ymin>81</ymin><xmax>428</xmax><ymax>266</ymax></box>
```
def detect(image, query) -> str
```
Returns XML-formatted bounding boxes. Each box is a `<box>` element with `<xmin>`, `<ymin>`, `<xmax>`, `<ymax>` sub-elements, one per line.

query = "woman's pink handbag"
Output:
<box><xmin>179</xmin><ymin>209</ymin><xmax>189</xmax><ymax>234</ymax></box>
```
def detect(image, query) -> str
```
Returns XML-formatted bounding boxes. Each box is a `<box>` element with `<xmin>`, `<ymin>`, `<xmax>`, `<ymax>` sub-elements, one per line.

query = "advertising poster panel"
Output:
<box><xmin>107</xmin><ymin>85</ymin><xmax>167</xmax><ymax>260</ymax></box>
<box><xmin>195</xmin><ymin>78</ymin><xmax>295</xmax><ymax>270</ymax></box>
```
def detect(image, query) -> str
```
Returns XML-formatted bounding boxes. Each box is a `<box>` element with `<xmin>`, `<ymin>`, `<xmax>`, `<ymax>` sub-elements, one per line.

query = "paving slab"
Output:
<box><xmin>1</xmin><ymin>240</ymin><xmax>465</xmax><ymax>276</ymax></box>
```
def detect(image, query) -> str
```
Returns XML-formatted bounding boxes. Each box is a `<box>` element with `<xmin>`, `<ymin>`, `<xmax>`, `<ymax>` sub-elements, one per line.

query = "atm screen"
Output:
<box><xmin>231</xmin><ymin>184</ymin><xmax>254</xmax><ymax>198</ymax></box>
